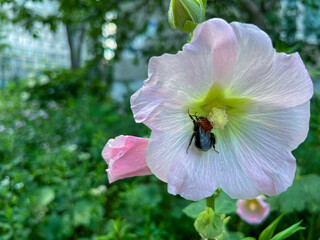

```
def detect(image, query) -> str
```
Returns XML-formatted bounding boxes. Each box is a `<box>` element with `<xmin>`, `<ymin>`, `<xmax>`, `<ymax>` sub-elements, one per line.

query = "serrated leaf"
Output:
<box><xmin>258</xmin><ymin>213</ymin><xmax>285</xmax><ymax>240</ymax></box>
<box><xmin>271</xmin><ymin>221</ymin><xmax>305</xmax><ymax>240</ymax></box>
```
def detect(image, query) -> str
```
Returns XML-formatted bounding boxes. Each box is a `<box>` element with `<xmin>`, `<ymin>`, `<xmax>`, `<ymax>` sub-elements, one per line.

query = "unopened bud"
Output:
<box><xmin>168</xmin><ymin>0</ymin><xmax>206</xmax><ymax>33</ymax></box>
<box><xmin>194</xmin><ymin>207</ymin><xmax>223</xmax><ymax>239</ymax></box>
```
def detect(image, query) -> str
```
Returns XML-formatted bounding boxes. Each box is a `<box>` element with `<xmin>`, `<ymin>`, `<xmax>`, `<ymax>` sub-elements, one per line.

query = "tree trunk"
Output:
<box><xmin>66</xmin><ymin>23</ymin><xmax>85</xmax><ymax>70</ymax></box>
<box><xmin>239</xmin><ymin>0</ymin><xmax>266</xmax><ymax>30</ymax></box>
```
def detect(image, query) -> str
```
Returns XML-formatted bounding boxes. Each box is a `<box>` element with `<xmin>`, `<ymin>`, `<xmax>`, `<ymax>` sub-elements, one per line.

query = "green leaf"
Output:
<box><xmin>271</xmin><ymin>221</ymin><xmax>305</xmax><ymax>240</ymax></box>
<box><xmin>37</xmin><ymin>187</ymin><xmax>55</xmax><ymax>206</ymax></box>
<box><xmin>268</xmin><ymin>174</ymin><xmax>320</xmax><ymax>214</ymax></box>
<box><xmin>215</xmin><ymin>192</ymin><xmax>237</xmax><ymax>215</ymax></box>
<box><xmin>194</xmin><ymin>207</ymin><xmax>223</xmax><ymax>239</ymax></box>
<box><xmin>73</xmin><ymin>200</ymin><xmax>94</xmax><ymax>227</ymax></box>
<box><xmin>309</xmin><ymin>70</ymin><xmax>320</xmax><ymax>77</ymax></box>
<box><xmin>258</xmin><ymin>213</ymin><xmax>285</xmax><ymax>240</ymax></box>
<box><xmin>242</xmin><ymin>238</ymin><xmax>256</xmax><ymax>240</ymax></box>
<box><xmin>183</xmin><ymin>199</ymin><xmax>206</xmax><ymax>219</ymax></box>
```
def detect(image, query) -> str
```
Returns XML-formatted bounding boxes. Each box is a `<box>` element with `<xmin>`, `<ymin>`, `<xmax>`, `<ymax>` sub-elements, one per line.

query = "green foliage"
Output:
<box><xmin>258</xmin><ymin>213</ymin><xmax>285</xmax><ymax>240</ymax></box>
<box><xmin>271</xmin><ymin>221</ymin><xmax>305</xmax><ymax>240</ymax></box>
<box><xmin>255</xmin><ymin>214</ymin><xmax>305</xmax><ymax>240</ymax></box>
<box><xmin>183</xmin><ymin>191</ymin><xmax>237</xmax><ymax>219</ymax></box>
<box><xmin>0</xmin><ymin>70</ymin><xmax>198</xmax><ymax>239</ymax></box>
<box><xmin>294</xmin><ymin>98</ymin><xmax>320</xmax><ymax>175</ymax></box>
<box><xmin>36</xmin><ymin>187</ymin><xmax>55</xmax><ymax>207</ymax></box>
<box><xmin>268</xmin><ymin>174</ymin><xmax>320</xmax><ymax>214</ymax></box>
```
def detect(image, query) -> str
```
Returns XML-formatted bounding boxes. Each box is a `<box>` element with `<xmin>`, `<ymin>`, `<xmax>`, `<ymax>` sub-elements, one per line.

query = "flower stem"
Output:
<box><xmin>206</xmin><ymin>195</ymin><xmax>215</xmax><ymax>209</ymax></box>
<box><xmin>206</xmin><ymin>188</ymin><xmax>222</xmax><ymax>210</ymax></box>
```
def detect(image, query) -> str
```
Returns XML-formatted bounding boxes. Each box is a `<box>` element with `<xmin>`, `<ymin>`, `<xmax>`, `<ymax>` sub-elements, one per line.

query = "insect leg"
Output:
<box><xmin>188</xmin><ymin>109</ymin><xmax>198</xmax><ymax>124</ymax></box>
<box><xmin>212</xmin><ymin>145</ymin><xmax>219</xmax><ymax>153</ymax></box>
<box><xmin>186</xmin><ymin>133</ymin><xmax>195</xmax><ymax>154</ymax></box>
<box><xmin>211</xmin><ymin>133</ymin><xmax>219</xmax><ymax>153</ymax></box>
<box><xmin>188</xmin><ymin>109</ymin><xmax>197</xmax><ymax>125</ymax></box>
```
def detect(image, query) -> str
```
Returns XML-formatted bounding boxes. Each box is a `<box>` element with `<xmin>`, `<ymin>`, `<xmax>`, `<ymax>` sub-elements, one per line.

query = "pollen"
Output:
<box><xmin>208</xmin><ymin>107</ymin><xmax>228</xmax><ymax>129</ymax></box>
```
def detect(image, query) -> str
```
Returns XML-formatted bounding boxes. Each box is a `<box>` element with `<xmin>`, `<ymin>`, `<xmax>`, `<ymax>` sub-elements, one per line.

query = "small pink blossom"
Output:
<box><xmin>102</xmin><ymin>135</ymin><xmax>152</xmax><ymax>183</ymax></box>
<box><xmin>236</xmin><ymin>196</ymin><xmax>270</xmax><ymax>224</ymax></box>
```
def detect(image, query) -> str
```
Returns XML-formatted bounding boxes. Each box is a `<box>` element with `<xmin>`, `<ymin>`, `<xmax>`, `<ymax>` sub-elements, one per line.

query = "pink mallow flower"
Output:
<box><xmin>103</xmin><ymin>18</ymin><xmax>313</xmax><ymax>201</ymax></box>
<box><xmin>236</xmin><ymin>196</ymin><xmax>270</xmax><ymax>224</ymax></box>
<box><xmin>102</xmin><ymin>135</ymin><xmax>151</xmax><ymax>183</ymax></box>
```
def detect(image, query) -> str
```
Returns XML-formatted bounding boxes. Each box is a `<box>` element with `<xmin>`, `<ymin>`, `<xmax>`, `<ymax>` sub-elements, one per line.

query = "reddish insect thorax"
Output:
<box><xmin>197</xmin><ymin>117</ymin><xmax>213</xmax><ymax>132</ymax></box>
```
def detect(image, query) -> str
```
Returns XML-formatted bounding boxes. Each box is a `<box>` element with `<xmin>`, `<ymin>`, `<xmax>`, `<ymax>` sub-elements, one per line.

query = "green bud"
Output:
<box><xmin>194</xmin><ymin>207</ymin><xmax>223</xmax><ymax>239</ymax></box>
<box><xmin>168</xmin><ymin>0</ymin><xmax>206</xmax><ymax>33</ymax></box>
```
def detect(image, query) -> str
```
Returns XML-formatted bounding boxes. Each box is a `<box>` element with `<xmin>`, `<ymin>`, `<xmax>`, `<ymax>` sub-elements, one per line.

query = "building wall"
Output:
<box><xmin>0</xmin><ymin>1</ymin><xmax>70</xmax><ymax>86</ymax></box>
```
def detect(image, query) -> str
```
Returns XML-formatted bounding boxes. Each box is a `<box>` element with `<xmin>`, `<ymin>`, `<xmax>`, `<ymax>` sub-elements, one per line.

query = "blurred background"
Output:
<box><xmin>0</xmin><ymin>0</ymin><xmax>319</xmax><ymax>239</ymax></box>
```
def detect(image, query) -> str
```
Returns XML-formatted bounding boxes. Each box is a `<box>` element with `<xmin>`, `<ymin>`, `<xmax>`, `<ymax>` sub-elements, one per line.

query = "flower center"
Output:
<box><xmin>248</xmin><ymin>200</ymin><xmax>258</xmax><ymax>212</ymax></box>
<box><xmin>208</xmin><ymin>107</ymin><xmax>228</xmax><ymax>129</ymax></box>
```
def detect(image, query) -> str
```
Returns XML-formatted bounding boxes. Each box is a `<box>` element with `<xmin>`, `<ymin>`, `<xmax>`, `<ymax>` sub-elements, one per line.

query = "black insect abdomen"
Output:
<box><xmin>195</xmin><ymin>128</ymin><xmax>212</xmax><ymax>151</ymax></box>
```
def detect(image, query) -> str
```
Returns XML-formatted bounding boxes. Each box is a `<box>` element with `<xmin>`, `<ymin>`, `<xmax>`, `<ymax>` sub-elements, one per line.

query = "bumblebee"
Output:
<box><xmin>187</xmin><ymin>110</ymin><xmax>218</xmax><ymax>153</ymax></box>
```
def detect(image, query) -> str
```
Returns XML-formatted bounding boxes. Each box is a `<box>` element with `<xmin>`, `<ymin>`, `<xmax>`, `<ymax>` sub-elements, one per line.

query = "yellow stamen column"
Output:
<box><xmin>208</xmin><ymin>107</ymin><xmax>228</xmax><ymax>129</ymax></box>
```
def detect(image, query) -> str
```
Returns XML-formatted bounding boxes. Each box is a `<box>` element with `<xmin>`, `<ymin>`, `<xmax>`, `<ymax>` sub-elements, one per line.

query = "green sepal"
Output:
<box><xmin>216</xmin><ymin>216</ymin><xmax>230</xmax><ymax>240</ymax></box>
<box><xmin>194</xmin><ymin>207</ymin><xmax>223</xmax><ymax>239</ymax></box>
<box><xmin>183</xmin><ymin>20</ymin><xmax>198</xmax><ymax>33</ymax></box>
<box><xmin>258</xmin><ymin>213</ymin><xmax>285</xmax><ymax>240</ymax></box>
<box><xmin>201</xmin><ymin>0</ymin><xmax>207</xmax><ymax>20</ymax></box>
<box><xmin>271</xmin><ymin>221</ymin><xmax>305</xmax><ymax>240</ymax></box>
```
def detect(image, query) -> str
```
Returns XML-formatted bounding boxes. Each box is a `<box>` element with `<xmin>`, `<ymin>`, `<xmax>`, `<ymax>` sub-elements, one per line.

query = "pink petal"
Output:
<box><xmin>236</xmin><ymin>196</ymin><xmax>270</xmax><ymax>224</ymax></box>
<box><xmin>102</xmin><ymin>135</ymin><xmax>152</xmax><ymax>183</ymax></box>
<box><xmin>186</xmin><ymin>18</ymin><xmax>238</xmax><ymax>86</ymax></box>
<box><xmin>230</xmin><ymin>22</ymin><xmax>313</xmax><ymax>111</ymax></box>
<box><xmin>131</xmin><ymin>18</ymin><xmax>238</xmax><ymax>127</ymax></box>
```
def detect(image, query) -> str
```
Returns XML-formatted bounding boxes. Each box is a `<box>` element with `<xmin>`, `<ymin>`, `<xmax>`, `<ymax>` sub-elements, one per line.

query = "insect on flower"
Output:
<box><xmin>187</xmin><ymin>110</ymin><xmax>218</xmax><ymax>153</ymax></box>
<box><xmin>103</xmin><ymin>18</ymin><xmax>313</xmax><ymax>201</ymax></box>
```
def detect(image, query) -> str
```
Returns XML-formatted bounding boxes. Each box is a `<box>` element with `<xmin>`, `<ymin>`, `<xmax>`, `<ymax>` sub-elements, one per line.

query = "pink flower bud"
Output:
<box><xmin>102</xmin><ymin>135</ymin><xmax>152</xmax><ymax>183</ymax></box>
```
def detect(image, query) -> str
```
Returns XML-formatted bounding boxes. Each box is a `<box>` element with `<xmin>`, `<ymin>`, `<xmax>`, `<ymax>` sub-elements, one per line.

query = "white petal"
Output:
<box><xmin>131</xmin><ymin>18</ymin><xmax>239</xmax><ymax>127</ymax></box>
<box><xmin>220</xmin><ymin>113</ymin><xmax>297</xmax><ymax>198</ymax></box>
<box><xmin>230</xmin><ymin>22</ymin><xmax>313</xmax><ymax>111</ymax></box>
<box><xmin>145</xmin><ymin>112</ymin><xmax>190</xmax><ymax>182</ymax></box>
<box><xmin>146</xmin><ymin>112</ymin><xmax>261</xmax><ymax>201</ymax></box>
<box><xmin>243</xmin><ymin>102</ymin><xmax>310</xmax><ymax>151</ymax></box>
